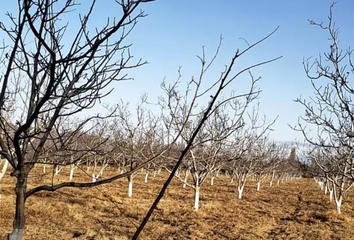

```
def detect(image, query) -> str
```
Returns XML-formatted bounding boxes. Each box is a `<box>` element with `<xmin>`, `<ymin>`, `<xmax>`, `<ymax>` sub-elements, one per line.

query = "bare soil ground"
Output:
<box><xmin>1</xmin><ymin>168</ymin><xmax>354</xmax><ymax>239</ymax></box>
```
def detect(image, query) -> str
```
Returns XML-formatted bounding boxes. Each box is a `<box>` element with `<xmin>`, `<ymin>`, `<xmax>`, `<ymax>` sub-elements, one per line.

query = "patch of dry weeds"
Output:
<box><xmin>1</xmin><ymin>168</ymin><xmax>354</xmax><ymax>239</ymax></box>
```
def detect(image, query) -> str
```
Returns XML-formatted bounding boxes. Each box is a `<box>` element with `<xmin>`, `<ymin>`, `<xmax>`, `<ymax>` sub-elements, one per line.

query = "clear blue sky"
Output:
<box><xmin>1</xmin><ymin>0</ymin><xmax>353</xmax><ymax>142</ymax></box>
<box><xmin>111</xmin><ymin>0</ymin><xmax>354</xmax><ymax>142</ymax></box>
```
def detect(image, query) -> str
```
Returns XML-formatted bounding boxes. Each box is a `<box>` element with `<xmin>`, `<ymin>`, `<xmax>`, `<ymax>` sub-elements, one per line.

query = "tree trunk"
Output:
<box><xmin>42</xmin><ymin>165</ymin><xmax>46</xmax><ymax>174</ymax></box>
<box><xmin>335</xmin><ymin>195</ymin><xmax>342</xmax><ymax>214</ymax></box>
<box><xmin>0</xmin><ymin>160</ymin><xmax>9</xmax><ymax>201</ymax></box>
<box><xmin>183</xmin><ymin>170</ymin><xmax>189</xmax><ymax>188</ymax></box>
<box><xmin>324</xmin><ymin>180</ymin><xmax>328</xmax><ymax>195</ymax></box>
<box><xmin>55</xmin><ymin>165</ymin><xmax>62</xmax><ymax>175</ymax></box>
<box><xmin>269</xmin><ymin>171</ymin><xmax>275</xmax><ymax>187</ymax></box>
<box><xmin>128</xmin><ymin>176</ymin><xmax>133</xmax><ymax>198</ymax></box>
<box><xmin>1</xmin><ymin>160</ymin><xmax>9</xmax><ymax>179</ymax></box>
<box><xmin>8</xmin><ymin>175</ymin><xmax>28</xmax><ymax>240</ymax></box>
<box><xmin>92</xmin><ymin>174</ymin><xmax>97</xmax><ymax>182</ymax></box>
<box><xmin>194</xmin><ymin>185</ymin><xmax>200</xmax><ymax>210</ymax></box>
<box><xmin>257</xmin><ymin>181</ymin><xmax>260</xmax><ymax>191</ymax></box>
<box><xmin>144</xmin><ymin>172</ymin><xmax>148</xmax><ymax>183</ymax></box>
<box><xmin>238</xmin><ymin>185</ymin><xmax>244</xmax><ymax>199</ymax></box>
<box><xmin>69</xmin><ymin>164</ymin><xmax>75</xmax><ymax>181</ymax></box>
<box><xmin>319</xmin><ymin>181</ymin><xmax>324</xmax><ymax>191</ymax></box>
<box><xmin>210</xmin><ymin>176</ymin><xmax>214</xmax><ymax>186</ymax></box>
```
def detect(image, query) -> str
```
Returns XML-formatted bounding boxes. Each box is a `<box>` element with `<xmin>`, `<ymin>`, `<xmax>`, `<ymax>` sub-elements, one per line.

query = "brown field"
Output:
<box><xmin>1</xmin><ymin>168</ymin><xmax>354</xmax><ymax>240</ymax></box>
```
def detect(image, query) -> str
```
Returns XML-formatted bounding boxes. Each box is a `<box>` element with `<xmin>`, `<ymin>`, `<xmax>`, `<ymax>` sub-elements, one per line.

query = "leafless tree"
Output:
<box><xmin>293</xmin><ymin>3</ymin><xmax>354</xmax><ymax>214</ymax></box>
<box><xmin>226</xmin><ymin>105</ymin><xmax>277</xmax><ymax>199</ymax></box>
<box><xmin>309</xmin><ymin>146</ymin><xmax>354</xmax><ymax>214</ymax></box>
<box><xmin>110</xmin><ymin>96</ymin><xmax>163</xmax><ymax>197</ymax></box>
<box><xmin>252</xmin><ymin>139</ymin><xmax>282</xmax><ymax>191</ymax></box>
<box><xmin>265</xmin><ymin>142</ymin><xmax>288</xmax><ymax>187</ymax></box>
<box><xmin>132</xmin><ymin>30</ymin><xmax>281</xmax><ymax>238</ymax></box>
<box><xmin>165</xmin><ymin>98</ymin><xmax>252</xmax><ymax>210</ymax></box>
<box><xmin>0</xmin><ymin>1</ymin><xmax>158</xmax><ymax>239</ymax></box>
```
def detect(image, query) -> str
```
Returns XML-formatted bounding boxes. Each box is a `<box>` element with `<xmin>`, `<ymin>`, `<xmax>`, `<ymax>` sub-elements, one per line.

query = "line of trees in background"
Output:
<box><xmin>0</xmin><ymin>0</ymin><xmax>289</xmax><ymax>239</ymax></box>
<box><xmin>2</xmin><ymin>0</ymin><xmax>349</xmax><ymax>239</ymax></box>
<box><xmin>294</xmin><ymin>3</ymin><xmax>354</xmax><ymax>214</ymax></box>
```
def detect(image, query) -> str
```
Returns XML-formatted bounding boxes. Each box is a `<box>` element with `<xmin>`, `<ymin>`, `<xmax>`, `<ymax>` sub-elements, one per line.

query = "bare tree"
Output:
<box><xmin>111</xmin><ymin>96</ymin><xmax>162</xmax><ymax>197</ymax></box>
<box><xmin>132</xmin><ymin>30</ymin><xmax>281</xmax><ymax>238</ymax></box>
<box><xmin>293</xmin><ymin>3</ymin><xmax>354</xmax><ymax>214</ymax></box>
<box><xmin>309</xmin><ymin>146</ymin><xmax>354</xmax><ymax>214</ymax></box>
<box><xmin>265</xmin><ymin>142</ymin><xmax>288</xmax><ymax>187</ymax></box>
<box><xmin>226</xmin><ymin>105</ymin><xmax>277</xmax><ymax>199</ymax></box>
<box><xmin>252</xmin><ymin>139</ymin><xmax>280</xmax><ymax>191</ymax></box>
<box><xmin>165</xmin><ymin>98</ymin><xmax>251</xmax><ymax>210</ymax></box>
<box><xmin>0</xmin><ymin>1</ymin><xmax>158</xmax><ymax>239</ymax></box>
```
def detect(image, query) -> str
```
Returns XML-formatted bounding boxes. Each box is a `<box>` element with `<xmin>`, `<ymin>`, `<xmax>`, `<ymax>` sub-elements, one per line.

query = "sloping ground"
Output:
<box><xmin>1</xmin><ymin>168</ymin><xmax>354</xmax><ymax>239</ymax></box>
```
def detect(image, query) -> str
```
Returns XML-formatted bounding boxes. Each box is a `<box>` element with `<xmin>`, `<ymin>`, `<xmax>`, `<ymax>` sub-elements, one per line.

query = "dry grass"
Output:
<box><xmin>1</xmin><ymin>167</ymin><xmax>354</xmax><ymax>239</ymax></box>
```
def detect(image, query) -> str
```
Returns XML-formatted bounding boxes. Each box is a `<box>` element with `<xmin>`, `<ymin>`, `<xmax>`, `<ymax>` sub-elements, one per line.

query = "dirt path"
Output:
<box><xmin>267</xmin><ymin>179</ymin><xmax>352</xmax><ymax>240</ymax></box>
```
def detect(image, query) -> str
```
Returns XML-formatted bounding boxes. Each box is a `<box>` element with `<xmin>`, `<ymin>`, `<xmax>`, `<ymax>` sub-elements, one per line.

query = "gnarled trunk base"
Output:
<box><xmin>8</xmin><ymin>229</ymin><xmax>24</xmax><ymax>240</ymax></box>
<box><xmin>8</xmin><ymin>175</ymin><xmax>28</xmax><ymax>240</ymax></box>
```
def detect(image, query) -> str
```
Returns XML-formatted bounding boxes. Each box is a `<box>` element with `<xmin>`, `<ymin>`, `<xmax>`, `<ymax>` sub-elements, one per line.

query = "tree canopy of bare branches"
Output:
<box><xmin>294</xmin><ymin>2</ymin><xmax>354</xmax><ymax>214</ymax></box>
<box><xmin>0</xmin><ymin>1</ymin><xmax>156</xmax><ymax>239</ymax></box>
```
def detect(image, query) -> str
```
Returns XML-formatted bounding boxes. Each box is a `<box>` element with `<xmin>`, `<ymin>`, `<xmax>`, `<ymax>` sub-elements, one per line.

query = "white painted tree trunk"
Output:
<box><xmin>128</xmin><ymin>178</ymin><xmax>133</xmax><ymax>197</ymax></box>
<box><xmin>238</xmin><ymin>185</ymin><xmax>244</xmax><ymax>199</ymax></box>
<box><xmin>319</xmin><ymin>181</ymin><xmax>324</xmax><ymax>191</ymax></box>
<box><xmin>145</xmin><ymin>172</ymin><xmax>149</xmax><ymax>183</ymax></box>
<box><xmin>210</xmin><ymin>176</ymin><xmax>214</xmax><ymax>186</ymax></box>
<box><xmin>92</xmin><ymin>174</ymin><xmax>97</xmax><ymax>182</ymax></box>
<box><xmin>43</xmin><ymin>165</ymin><xmax>46</xmax><ymax>174</ymax></box>
<box><xmin>194</xmin><ymin>186</ymin><xmax>200</xmax><ymax>210</ymax></box>
<box><xmin>231</xmin><ymin>177</ymin><xmax>234</xmax><ymax>183</ymax></box>
<box><xmin>176</xmin><ymin>168</ymin><xmax>180</xmax><ymax>177</ymax></box>
<box><xmin>0</xmin><ymin>160</ymin><xmax>9</xmax><ymax>181</ymax></box>
<box><xmin>183</xmin><ymin>170</ymin><xmax>189</xmax><ymax>188</ymax></box>
<box><xmin>0</xmin><ymin>160</ymin><xmax>9</xmax><ymax>202</ymax></box>
<box><xmin>329</xmin><ymin>189</ymin><xmax>333</xmax><ymax>202</ymax></box>
<box><xmin>269</xmin><ymin>172</ymin><xmax>275</xmax><ymax>187</ymax></box>
<box><xmin>257</xmin><ymin>181</ymin><xmax>261</xmax><ymax>191</ymax></box>
<box><xmin>335</xmin><ymin>195</ymin><xmax>342</xmax><ymax>214</ymax></box>
<box><xmin>69</xmin><ymin>165</ymin><xmax>75</xmax><ymax>181</ymax></box>
<box><xmin>324</xmin><ymin>181</ymin><xmax>328</xmax><ymax>195</ymax></box>
<box><xmin>55</xmin><ymin>165</ymin><xmax>62</xmax><ymax>175</ymax></box>
<box><xmin>153</xmin><ymin>170</ymin><xmax>157</xmax><ymax>177</ymax></box>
